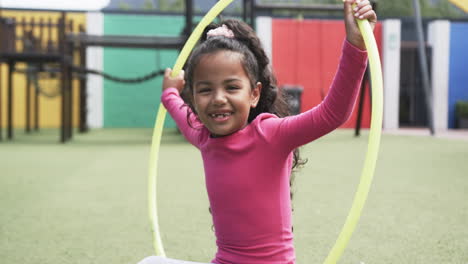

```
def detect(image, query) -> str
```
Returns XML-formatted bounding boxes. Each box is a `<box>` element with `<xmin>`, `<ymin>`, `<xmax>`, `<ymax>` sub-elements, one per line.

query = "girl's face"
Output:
<box><xmin>192</xmin><ymin>51</ymin><xmax>261</xmax><ymax>137</ymax></box>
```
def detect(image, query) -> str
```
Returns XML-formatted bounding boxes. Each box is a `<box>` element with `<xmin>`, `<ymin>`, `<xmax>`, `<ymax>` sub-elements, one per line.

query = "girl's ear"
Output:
<box><xmin>250</xmin><ymin>82</ymin><xmax>262</xmax><ymax>108</ymax></box>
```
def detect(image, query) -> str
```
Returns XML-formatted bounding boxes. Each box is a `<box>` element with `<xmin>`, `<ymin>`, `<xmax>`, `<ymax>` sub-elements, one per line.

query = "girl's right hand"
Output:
<box><xmin>162</xmin><ymin>68</ymin><xmax>185</xmax><ymax>93</ymax></box>
<box><xmin>343</xmin><ymin>0</ymin><xmax>377</xmax><ymax>51</ymax></box>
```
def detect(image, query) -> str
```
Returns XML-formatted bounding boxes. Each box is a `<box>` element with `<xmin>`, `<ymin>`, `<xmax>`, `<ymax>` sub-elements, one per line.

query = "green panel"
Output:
<box><xmin>103</xmin><ymin>14</ymin><xmax>185</xmax><ymax>128</ymax></box>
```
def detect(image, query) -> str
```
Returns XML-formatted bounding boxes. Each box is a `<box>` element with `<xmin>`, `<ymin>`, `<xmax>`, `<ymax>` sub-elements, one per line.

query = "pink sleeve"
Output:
<box><xmin>161</xmin><ymin>88</ymin><xmax>203</xmax><ymax>147</ymax></box>
<box><xmin>262</xmin><ymin>40</ymin><xmax>368</xmax><ymax>152</ymax></box>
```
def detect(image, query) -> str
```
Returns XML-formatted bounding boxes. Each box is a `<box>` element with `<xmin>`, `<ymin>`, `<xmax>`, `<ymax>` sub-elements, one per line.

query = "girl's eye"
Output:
<box><xmin>227</xmin><ymin>86</ymin><xmax>239</xmax><ymax>90</ymax></box>
<box><xmin>198</xmin><ymin>88</ymin><xmax>211</xmax><ymax>94</ymax></box>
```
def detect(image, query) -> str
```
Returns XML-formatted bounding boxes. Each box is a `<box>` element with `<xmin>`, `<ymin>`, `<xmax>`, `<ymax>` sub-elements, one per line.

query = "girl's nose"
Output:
<box><xmin>212</xmin><ymin>90</ymin><xmax>227</xmax><ymax>105</ymax></box>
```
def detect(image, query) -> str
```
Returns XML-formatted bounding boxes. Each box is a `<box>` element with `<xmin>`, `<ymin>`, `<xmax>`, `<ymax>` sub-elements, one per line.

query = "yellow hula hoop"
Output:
<box><xmin>147</xmin><ymin>1</ymin><xmax>383</xmax><ymax>263</ymax></box>
<box><xmin>323</xmin><ymin>7</ymin><xmax>383</xmax><ymax>264</ymax></box>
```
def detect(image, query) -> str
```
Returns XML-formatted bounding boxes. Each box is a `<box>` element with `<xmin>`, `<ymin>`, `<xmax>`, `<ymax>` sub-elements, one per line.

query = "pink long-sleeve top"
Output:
<box><xmin>161</xmin><ymin>40</ymin><xmax>368</xmax><ymax>264</ymax></box>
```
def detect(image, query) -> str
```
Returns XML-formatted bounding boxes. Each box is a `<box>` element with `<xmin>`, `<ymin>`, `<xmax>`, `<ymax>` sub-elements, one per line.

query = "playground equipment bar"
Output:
<box><xmin>255</xmin><ymin>3</ymin><xmax>343</xmax><ymax>12</ymax></box>
<box><xmin>66</xmin><ymin>34</ymin><xmax>186</xmax><ymax>49</ymax></box>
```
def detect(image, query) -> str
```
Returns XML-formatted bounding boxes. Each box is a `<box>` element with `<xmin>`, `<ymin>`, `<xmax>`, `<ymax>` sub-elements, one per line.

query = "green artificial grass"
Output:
<box><xmin>1</xmin><ymin>129</ymin><xmax>467</xmax><ymax>264</ymax></box>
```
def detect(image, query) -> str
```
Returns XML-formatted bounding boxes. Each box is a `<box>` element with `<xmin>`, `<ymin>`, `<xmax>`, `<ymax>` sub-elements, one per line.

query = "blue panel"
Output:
<box><xmin>448</xmin><ymin>22</ymin><xmax>468</xmax><ymax>128</ymax></box>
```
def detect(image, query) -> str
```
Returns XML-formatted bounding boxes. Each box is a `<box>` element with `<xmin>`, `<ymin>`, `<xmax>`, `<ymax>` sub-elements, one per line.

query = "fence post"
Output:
<box><xmin>78</xmin><ymin>24</ymin><xmax>88</xmax><ymax>133</ymax></box>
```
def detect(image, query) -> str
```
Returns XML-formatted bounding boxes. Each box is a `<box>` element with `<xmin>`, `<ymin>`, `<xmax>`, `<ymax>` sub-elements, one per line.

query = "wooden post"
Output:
<box><xmin>0</xmin><ymin>18</ymin><xmax>3</xmax><ymax>141</ymax></box>
<box><xmin>36</xmin><ymin>18</ymin><xmax>44</xmax><ymax>131</ymax></box>
<box><xmin>47</xmin><ymin>18</ymin><xmax>53</xmax><ymax>52</ymax></box>
<box><xmin>7</xmin><ymin>61</ymin><xmax>14</xmax><ymax>139</ymax></box>
<box><xmin>67</xmin><ymin>18</ymin><xmax>74</xmax><ymax>140</ymax></box>
<box><xmin>78</xmin><ymin>24</ymin><xmax>88</xmax><ymax>133</ymax></box>
<box><xmin>0</xmin><ymin>57</ymin><xmax>2</xmax><ymax>141</ymax></box>
<box><xmin>59</xmin><ymin>14</ymin><xmax>66</xmax><ymax>142</ymax></box>
<box><xmin>21</xmin><ymin>17</ymin><xmax>26</xmax><ymax>52</ymax></box>
<box><xmin>0</xmin><ymin>61</ymin><xmax>2</xmax><ymax>141</ymax></box>
<box><xmin>25</xmin><ymin>18</ymin><xmax>31</xmax><ymax>133</ymax></box>
<box><xmin>7</xmin><ymin>18</ymin><xmax>17</xmax><ymax>139</ymax></box>
<box><xmin>26</xmin><ymin>63</ymin><xmax>31</xmax><ymax>133</ymax></box>
<box><xmin>30</xmin><ymin>17</ymin><xmax>39</xmax><ymax>52</ymax></box>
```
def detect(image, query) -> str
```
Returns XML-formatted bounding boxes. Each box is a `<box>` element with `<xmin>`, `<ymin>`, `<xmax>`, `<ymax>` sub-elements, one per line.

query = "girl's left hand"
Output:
<box><xmin>344</xmin><ymin>0</ymin><xmax>377</xmax><ymax>51</ymax></box>
<box><xmin>162</xmin><ymin>68</ymin><xmax>185</xmax><ymax>93</ymax></box>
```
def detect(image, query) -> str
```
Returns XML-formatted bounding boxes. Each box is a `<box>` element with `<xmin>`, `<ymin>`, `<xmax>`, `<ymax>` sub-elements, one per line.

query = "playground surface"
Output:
<box><xmin>1</xmin><ymin>128</ymin><xmax>467</xmax><ymax>264</ymax></box>
<box><xmin>384</xmin><ymin>128</ymin><xmax>468</xmax><ymax>141</ymax></box>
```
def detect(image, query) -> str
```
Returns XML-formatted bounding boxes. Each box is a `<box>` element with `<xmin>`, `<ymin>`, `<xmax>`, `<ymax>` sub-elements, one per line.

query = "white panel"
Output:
<box><xmin>382</xmin><ymin>19</ymin><xmax>401</xmax><ymax>130</ymax></box>
<box><xmin>85</xmin><ymin>12</ymin><xmax>104</xmax><ymax>128</ymax></box>
<box><xmin>256</xmin><ymin>16</ymin><xmax>273</xmax><ymax>64</ymax></box>
<box><xmin>428</xmin><ymin>20</ymin><xmax>450</xmax><ymax>132</ymax></box>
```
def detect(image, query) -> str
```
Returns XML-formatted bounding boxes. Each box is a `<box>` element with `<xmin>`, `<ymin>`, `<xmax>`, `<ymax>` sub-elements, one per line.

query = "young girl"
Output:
<box><xmin>140</xmin><ymin>1</ymin><xmax>376</xmax><ymax>263</ymax></box>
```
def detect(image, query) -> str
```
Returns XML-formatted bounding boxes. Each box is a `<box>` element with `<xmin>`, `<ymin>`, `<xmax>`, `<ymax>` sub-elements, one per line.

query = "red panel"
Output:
<box><xmin>272</xmin><ymin>19</ymin><xmax>383</xmax><ymax>129</ymax></box>
<box><xmin>272</xmin><ymin>19</ymin><xmax>299</xmax><ymax>87</ymax></box>
<box><xmin>319</xmin><ymin>20</ymin><xmax>346</xmax><ymax>101</ymax></box>
<box><xmin>296</xmin><ymin>20</ymin><xmax>321</xmax><ymax>111</ymax></box>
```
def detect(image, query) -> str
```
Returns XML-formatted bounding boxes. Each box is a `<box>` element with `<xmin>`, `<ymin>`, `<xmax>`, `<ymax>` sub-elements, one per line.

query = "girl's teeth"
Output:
<box><xmin>211</xmin><ymin>113</ymin><xmax>231</xmax><ymax>117</ymax></box>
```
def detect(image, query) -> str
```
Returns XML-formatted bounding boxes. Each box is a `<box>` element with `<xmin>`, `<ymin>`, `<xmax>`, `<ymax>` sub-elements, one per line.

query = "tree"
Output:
<box><xmin>371</xmin><ymin>0</ymin><xmax>463</xmax><ymax>18</ymax></box>
<box><xmin>118</xmin><ymin>0</ymin><xmax>132</xmax><ymax>10</ymax></box>
<box><xmin>426</xmin><ymin>0</ymin><xmax>464</xmax><ymax>18</ymax></box>
<box><xmin>159</xmin><ymin>0</ymin><xmax>185</xmax><ymax>12</ymax></box>
<box><xmin>143</xmin><ymin>0</ymin><xmax>155</xmax><ymax>11</ymax></box>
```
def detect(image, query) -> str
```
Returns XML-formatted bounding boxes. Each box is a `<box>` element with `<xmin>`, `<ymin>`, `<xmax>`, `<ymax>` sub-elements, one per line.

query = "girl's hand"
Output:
<box><xmin>344</xmin><ymin>0</ymin><xmax>377</xmax><ymax>51</ymax></box>
<box><xmin>162</xmin><ymin>68</ymin><xmax>185</xmax><ymax>93</ymax></box>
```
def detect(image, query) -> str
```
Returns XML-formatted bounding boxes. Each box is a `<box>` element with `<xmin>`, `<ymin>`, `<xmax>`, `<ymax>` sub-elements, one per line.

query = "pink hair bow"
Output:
<box><xmin>207</xmin><ymin>24</ymin><xmax>235</xmax><ymax>39</ymax></box>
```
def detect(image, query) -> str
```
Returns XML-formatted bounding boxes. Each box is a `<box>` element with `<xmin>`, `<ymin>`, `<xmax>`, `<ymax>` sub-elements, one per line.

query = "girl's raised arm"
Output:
<box><xmin>161</xmin><ymin>68</ymin><xmax>203</xmax><ymax>147</ymax></box>
<box><xmin>261</xmin><ymin>40</ymin><xmax>368</xmax><ymax>153</ymax></box>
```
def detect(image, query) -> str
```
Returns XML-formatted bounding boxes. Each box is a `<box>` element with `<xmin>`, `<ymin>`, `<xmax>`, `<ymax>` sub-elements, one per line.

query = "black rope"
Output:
<box><xmin>31</xmin><ymin>71</ymin><xmax>61</xmax><ymax>98</ymax></box>
<box><xmin>15</xmin><ymin>66</ymin><xmax>61</xmax><ymax>98</ymax></box>
<box><xmin>17</xmin><ymin>65</ymin><xmax>165</xmax><ymax>84</ymax></box>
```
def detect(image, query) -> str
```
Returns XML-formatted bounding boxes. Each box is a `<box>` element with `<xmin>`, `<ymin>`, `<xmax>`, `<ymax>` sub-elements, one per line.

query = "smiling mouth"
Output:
<box><xmin>209</xmin><ymin>113</ymin><xmax>232</xmax><ymax>118</ymax></box>
<box><xmin>209</xmin><ymin>112</ymin><xmax>233</xmax><ymax>122</ymax></box>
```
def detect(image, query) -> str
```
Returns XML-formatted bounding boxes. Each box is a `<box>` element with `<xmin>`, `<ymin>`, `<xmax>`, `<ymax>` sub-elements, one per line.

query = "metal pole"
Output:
<box><xmin>26</xmin><ymin>68</ymin><xmax>31</xmax><ymax>133</ymax></box>
<box><xmin>412</xmin><ymin>0</ymin><xmax>434</xmax><ymax>135</ymax></box>
<box><xmin>184</xmin><ymin>0</ymin><xmax>193</xmax><ymax>38</ymax></box>
<box><xmin>67</xmin><ymin>18</ymin><xmax>73</xmax><ymax>141</ymax></box>
<box><xmin>79</xmin><ymin>25</ymin><xmax>88</xmax><ymax>133</ymax></box>
<box><xmin>7</xmin><ymin>61</ymin><xmax>13</xmax><ymax>139</ymax></box>
<box><xmin>36</xmin><ymin>18</ymin><xmax>44</xmax><ymax>131</ymax></box>
<box><xmin>67</xmin><ymin>42</ymin><xmax>73</xmax><ymax>140</ymax></box>
<box><xmin>243</xmin><ymin>0</ymin><xmax>248</xmax><ymax>22</ymax></box>
<box><xmin>59</xmin><ymin>14</ymin><xmax>66</xmax><ymax>142</ymax></box>
<box><xmin>0</xmin><ymin>59</ymin><xmax>2</xmax><ymax>141</ymax></box>
<box><xmin>250</xmin><ymin>0</ymin><xmax>255</xmax><ymax>29</ymax></box>
<box><xmin>0</xmin><ymin>14</ymin><xmax>3</xmax><ymax>141</ymax></box>
<box><xmin>34</xmin><ymin>70</ymin><xmax>39</xmax><ymax>131</ymax></box>
<box><xmin>355</xmin><ymin>67</ymin><xmax>369</xmax><ymax>137</ymax></box>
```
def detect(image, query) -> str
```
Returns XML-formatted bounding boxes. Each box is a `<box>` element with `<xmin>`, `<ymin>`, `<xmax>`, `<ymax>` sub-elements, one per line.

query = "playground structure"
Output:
<box><xmin>2</xmin><ymin>0</ymin><xmax>373</xmax><ymax>143</ymax></box>
<box><xmin>0</xmin><ymin>12</ymin><xmax>84</xmax><ymax>143</ymax></box>
<box><xmin>0</xmin><ymin>2</ymin><xmax>195</xmax><ymax>143</ymax></box>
